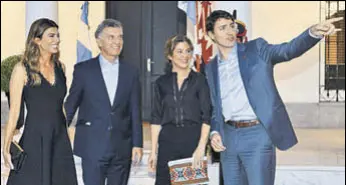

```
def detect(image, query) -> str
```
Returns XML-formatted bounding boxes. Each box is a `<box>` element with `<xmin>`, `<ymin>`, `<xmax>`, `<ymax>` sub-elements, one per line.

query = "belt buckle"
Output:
<box><xmin>232</xmin><ymin>121</ymin><xmax>241</xmax><ymax>129</ymax></box>
<box><xmin>228</xmin><ymin>121</ymin><xmax>240</xmax><ymax>128</ymax></box>
<box><xmin>235</xmin><ymin>122</ymin><xmax>241</xmax><ymax>128</ymax></box>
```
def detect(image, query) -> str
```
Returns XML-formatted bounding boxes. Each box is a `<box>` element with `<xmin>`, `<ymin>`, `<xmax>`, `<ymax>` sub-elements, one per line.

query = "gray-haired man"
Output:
<box><xmin>65</xmin><ymin>19</ymin><xmax>143</xmax><ymax>185</ymax></box>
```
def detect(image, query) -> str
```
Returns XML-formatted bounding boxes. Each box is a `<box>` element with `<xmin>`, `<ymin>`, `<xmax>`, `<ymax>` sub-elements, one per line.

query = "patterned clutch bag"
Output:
<box><xmin>168</xmin><ymin>157</ymin><xmax>209</xmax><ymax>185</ymax></box>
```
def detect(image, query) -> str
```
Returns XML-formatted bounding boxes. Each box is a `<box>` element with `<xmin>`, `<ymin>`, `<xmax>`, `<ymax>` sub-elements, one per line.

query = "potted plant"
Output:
<box><xmin>1</xmin><ymin>54</ymin><xmax>22</xmax><ymax>106</ymax></box>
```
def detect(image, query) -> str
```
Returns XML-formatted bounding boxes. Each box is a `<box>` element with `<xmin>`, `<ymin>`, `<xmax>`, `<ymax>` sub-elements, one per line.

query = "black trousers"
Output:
<box><xmin>155</xmin><ymin>124</ymin><xmax>201</xmax><ymax>185</ymax></box>
<box><xmin>81</xmin><ymin>146</ymin><xmax>131</xmax><ymax>185</ymax></box>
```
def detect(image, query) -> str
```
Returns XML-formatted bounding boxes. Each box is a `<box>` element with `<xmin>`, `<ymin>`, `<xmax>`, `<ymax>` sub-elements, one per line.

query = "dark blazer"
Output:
<box><xmin>205</xmin><ymin>29</ymin><xmax>321</xmax><ymax>150</ymax></box>
<box><xmin>64</xmin><ymin>56</ymin><xmax>142</xmax><ymax>160</ymax></box>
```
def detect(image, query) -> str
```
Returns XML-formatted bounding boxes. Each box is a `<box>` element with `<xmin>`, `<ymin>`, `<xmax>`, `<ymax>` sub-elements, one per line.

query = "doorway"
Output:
<box><xmin>106</xmin><ymin>1</ymin><xmax>186</xmax><ymax>121</ymax></box>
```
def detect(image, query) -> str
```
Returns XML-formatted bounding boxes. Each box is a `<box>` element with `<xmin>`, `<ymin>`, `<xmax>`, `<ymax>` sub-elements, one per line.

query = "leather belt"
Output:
<box><xmin>225</xmin><ymin>119</ymin><xmax>260</xmax><ymax>128</ymax></box>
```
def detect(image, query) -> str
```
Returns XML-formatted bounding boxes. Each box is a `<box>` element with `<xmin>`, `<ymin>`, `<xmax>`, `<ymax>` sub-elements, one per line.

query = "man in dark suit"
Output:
<box><xmin>204</xmin><ymin>10</ymin><xmax>342</xmax><ymax>185</ymax></box>
<box><xmin>65</xmin><ymin>19</ymin><xmax>143</xmax><ymax>185</ymax></box>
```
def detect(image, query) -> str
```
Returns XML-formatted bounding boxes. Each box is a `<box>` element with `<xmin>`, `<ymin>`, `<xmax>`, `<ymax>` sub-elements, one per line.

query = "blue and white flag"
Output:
<box><xmin>178</xmin><ymin>1</ymin><xmax>196</xmax><ymax>25</ymax></box>
<box><xmin>178</xmin><ymin>1</ymin><xmax>200</xmax><ymax>70</ymax></box>
<box><xmin>77</xmin><ymin>1</ymin><xmax>92</xmax><ymax>63</ymax></box>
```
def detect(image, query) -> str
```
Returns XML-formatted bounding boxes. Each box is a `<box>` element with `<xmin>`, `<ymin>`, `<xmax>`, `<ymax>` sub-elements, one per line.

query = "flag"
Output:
<box><xmin>178</xmin><ymin>1</ymin><xmax>196</xmax><ymax>25</ymax></box>
<box><xmin>196</xmin><ymin>2</ymin><xmax>213</xmax><ymax>65</ymax></box>
<box><xmin>178</xmin><ymin>1</ymin><xmax>214</xmax><ymax>72</ymax></box>
<box><xmin>77</xmin><ymin>1</ymin><xmax>92</xmax><ymax>63</ymax></box>
<box><xmin>178</xmin><ymin>1</ymin><xmax>198</xmax><ymax>70</ymax></box>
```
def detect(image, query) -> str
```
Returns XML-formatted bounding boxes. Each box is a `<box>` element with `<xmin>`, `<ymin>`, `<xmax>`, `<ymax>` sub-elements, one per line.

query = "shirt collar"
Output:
<box><xmin>217</xmin><ymin>43</ymin><xmax>238</xmax><ymax>64</ymax></box>
<box><xmin>99</xmin><ymin>54</ymin><xmax>119</xmax><ymax>68</ymax></box>
<box><xmin>170</xmin><ymin>69</ymin><xmax>195</xmax><ymax>79</ymax></box>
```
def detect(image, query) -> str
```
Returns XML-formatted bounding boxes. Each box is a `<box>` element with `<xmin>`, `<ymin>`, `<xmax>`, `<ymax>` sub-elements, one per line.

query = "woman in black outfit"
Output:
<box><xmin>148</xmin><ymin>35</ymin><xmax>212</xmax><ymax>185</ymax></box>
<box><xmin>2</xmin><ymin>18</ymin><xmax>77</xmax><ymax>185</ymax></box>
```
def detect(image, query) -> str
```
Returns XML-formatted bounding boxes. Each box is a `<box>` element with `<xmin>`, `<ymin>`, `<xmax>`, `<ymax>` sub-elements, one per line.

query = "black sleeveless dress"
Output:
<box><xmin>7</xmin><ymin>62</ymin><xmax>78</xmax><ymax>185</ymax></box>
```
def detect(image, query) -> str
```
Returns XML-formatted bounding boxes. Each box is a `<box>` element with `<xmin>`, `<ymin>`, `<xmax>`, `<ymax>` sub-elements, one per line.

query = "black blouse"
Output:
<box><xmin>151</xmin><ymin>70</ymin><xmax>212</xmax><ymax>127</ymax></box>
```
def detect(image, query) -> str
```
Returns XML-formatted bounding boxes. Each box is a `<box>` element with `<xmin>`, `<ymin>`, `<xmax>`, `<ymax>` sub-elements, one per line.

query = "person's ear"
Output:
<box><xmin>207</xmin><ymin>31</ymin><xmax>215</xmax><ymax>42</ymax></box>
<box><xmin>208</xmin><ymin>31</ymin><xmax>215</xmax><ymax>40</ymax></box>
<box><xmin>33</xmin><ymin>37</ymin><xmax>41</xmax><ymax>46</ymax></box>
<box><xmin>168</xmin><ymin>55</ymin><xmax>173</xmax><ymax>61</ymax></box>
<box><xmin>96</xmin><ymin>38</ymin><xmax>102</xmax><ymax>48</ymax></box>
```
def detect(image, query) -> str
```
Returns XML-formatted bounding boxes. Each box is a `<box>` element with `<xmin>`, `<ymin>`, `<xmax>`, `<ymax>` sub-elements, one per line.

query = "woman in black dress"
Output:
<box><xmin>148</xmin><ymin>35</ymin><xmax>212</xmax><ymax>185</ymax></box>
<box><xmin>2</xmin><ymin>18</ymin><xmax>77</xmax><ymax>185</ymax></box>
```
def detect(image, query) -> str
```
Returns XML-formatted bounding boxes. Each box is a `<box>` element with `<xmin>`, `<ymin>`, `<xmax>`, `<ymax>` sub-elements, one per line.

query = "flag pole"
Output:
<box><xmin>195</xmin><ymin>1</ymin><xmax>201</xmax><ymax>72</ymax></box>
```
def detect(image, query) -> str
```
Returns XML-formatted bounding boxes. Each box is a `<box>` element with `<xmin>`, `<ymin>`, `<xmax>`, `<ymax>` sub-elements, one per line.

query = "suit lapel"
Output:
<box><xmin>93</xmin><ymin>56</ymin><xmax>112</xmax><ymax>110</ymax></box>
<box><xmin>111</xmin><ymin>61</ymin><xmax>125</xmax><ymax>110</ymax></box>
<box><xmin>237</xmin><ymin>44</ymin><xmax>249</xmax><ymax>84</ymax></box>
<box><xmin>210</xmin><ymin>57</ymin><xmax>219</xmax><ymax>93</ymax></box>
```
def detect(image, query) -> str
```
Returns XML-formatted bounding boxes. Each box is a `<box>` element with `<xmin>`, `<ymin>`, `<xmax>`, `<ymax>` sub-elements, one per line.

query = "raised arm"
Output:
<box><xmin>258</xmin><ymin>17</ymin><xmax>343</xmax><ymax>65</ymax></box>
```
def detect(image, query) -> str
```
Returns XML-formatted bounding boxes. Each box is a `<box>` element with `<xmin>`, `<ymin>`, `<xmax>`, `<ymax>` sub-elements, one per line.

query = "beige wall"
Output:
<box><xmin>213</xmin><ymin>1</ymin><xmax>321</xmax><ymax>103</ymax></box>
<box><xmin>58</xmin><ymin>1</ymin><xmax>105</xmax><ymax>88</ymax></box>
<box><xmin>1</xmin><ymin>1</ymin><xmax>26</xmax><ymax>61</ymax></box>
<box><xmin>1</xmin><ymin>1</ymin><xmax>105</xmax><ymax>89</ymax></box>
<box><xmin>251</xmin><ymin>1</ymin><xmax>320</xmax><ymax>103</ymax></box>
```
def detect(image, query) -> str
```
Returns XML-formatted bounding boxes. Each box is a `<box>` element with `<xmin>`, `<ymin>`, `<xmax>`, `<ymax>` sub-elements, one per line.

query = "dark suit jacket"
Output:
<box><xmin>64</xmin><ymin>56</ymin><xmax>142</xmax><ymax>160</ymax></box>
<box><xmin>205</xmin><ymin>29</ymin><xmax>321</xmax><ymax>150</ymax></box>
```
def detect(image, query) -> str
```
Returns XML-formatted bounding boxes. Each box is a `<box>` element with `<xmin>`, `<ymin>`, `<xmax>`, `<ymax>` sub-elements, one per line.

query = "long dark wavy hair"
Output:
<box><xmin>22</xmin><ymin>18</ymin><xmax>60</xmax><ymax>85</ymax></box>
<box><xmin>164</xmin><ymin>35</ymin><xmax>194</xmax><ymax>73</ymax></box>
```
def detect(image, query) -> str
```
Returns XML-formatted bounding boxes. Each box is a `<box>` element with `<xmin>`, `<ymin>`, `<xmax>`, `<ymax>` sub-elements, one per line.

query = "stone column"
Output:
<box><xmin>26</xmin><ymin>1</ymin><xmax>58</xmax><ymax>37</ymax></box>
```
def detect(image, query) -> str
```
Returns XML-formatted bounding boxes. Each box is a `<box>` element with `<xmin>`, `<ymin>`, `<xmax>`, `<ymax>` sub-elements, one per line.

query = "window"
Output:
<box><xmin>320</xmin><ymin>1</ymin><xmax>345</xmax><ymax>102</ymax></box>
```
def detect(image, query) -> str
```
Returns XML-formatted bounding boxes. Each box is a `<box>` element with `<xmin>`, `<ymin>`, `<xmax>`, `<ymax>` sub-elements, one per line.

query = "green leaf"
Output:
<box><xmin>1</xmin><ymin>55</ymin><xmax>22</xmax><ymax>92</ymax></box>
